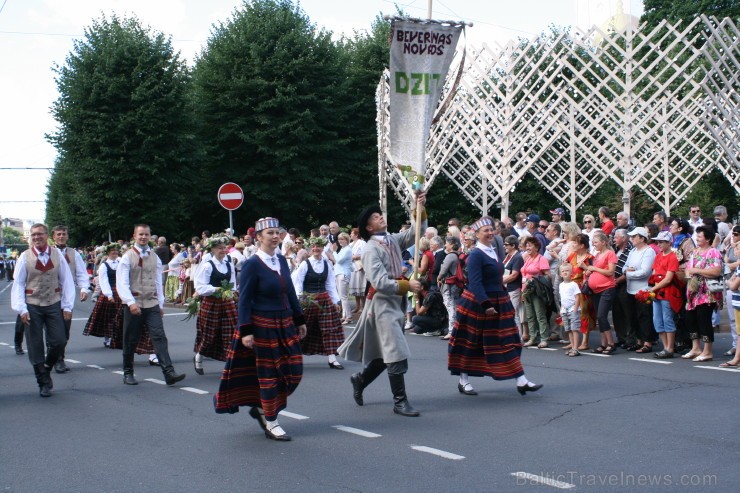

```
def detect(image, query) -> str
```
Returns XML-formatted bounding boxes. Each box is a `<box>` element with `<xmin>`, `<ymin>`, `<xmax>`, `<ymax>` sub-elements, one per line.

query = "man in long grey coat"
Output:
<box><xmin>338</xmin><ymin>192</ymin><xmax>426</xmax><ymax>416</ymax></box>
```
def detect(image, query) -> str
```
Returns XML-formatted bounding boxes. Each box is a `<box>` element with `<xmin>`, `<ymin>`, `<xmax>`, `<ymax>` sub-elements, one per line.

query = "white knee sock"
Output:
<box><xmin>516</xmin><ymin>375</ymin><xmax>530</xmax><ymax>386</ymax></box>
<box><xmin>266</xmin><ymin>419</ymin><xmax>286</xmax><ymax>436</ymax></box>
<box><xmin>328</xmin><ymin>354</ymin><xmax>337</xmax><ymax>364</ymax></box>
<box><xmin>194</xmin><ymin>352</ymin><xmax>203</xmax><ymax>363</ymax></box>
<box><xmin>459</xmin><ymin>373</ymin><xmax>470</xmax><ymax>386</ymax></box>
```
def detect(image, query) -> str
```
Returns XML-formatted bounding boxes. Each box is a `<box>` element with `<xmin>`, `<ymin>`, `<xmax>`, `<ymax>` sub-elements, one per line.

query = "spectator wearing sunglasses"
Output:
<box><xmin>582</xmin><ymin>214</ymin><xmax>599</xmax><ymax>254</ymax></box>
<box><xmin>525</xmin><ymin>214</ymin><xmax>549</xmax><ymax>254</ymax></box>
<box><xmin>688</xmin><ymin>205</ymin><xmax>703</xmax><ymax>244</ymax></box>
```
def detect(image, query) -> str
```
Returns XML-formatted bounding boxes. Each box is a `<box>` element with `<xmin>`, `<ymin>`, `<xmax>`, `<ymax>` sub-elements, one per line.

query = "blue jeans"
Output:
<box><xmin>652</xmin><ymin>299</ymin><xmax>676</xmax><ymax>333</ymax></box>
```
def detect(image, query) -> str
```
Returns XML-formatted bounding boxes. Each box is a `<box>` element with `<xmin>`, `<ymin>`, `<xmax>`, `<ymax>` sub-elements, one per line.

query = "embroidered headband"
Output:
<box><xmin>255</xmin><ymin>217</ymin><xmax>280</xmax><ymax>232</ymax></box>
<box><xmin>470</xmin><ymin>217</ymin><xmax>493</xmax><ymax>232</ymax></box>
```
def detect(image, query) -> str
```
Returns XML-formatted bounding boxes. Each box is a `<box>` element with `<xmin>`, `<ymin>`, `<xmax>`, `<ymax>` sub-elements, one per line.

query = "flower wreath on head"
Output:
<box><xmin>306</xmin><ymin>236</ymin><xmax>328</xmax><ymax>248</ymax></box>
<box><xmin>104</xmin><ymin>243</ymin><xmax>121</xmax><ymax>254</ymax></box>
<box><xmin>206</xmin><ymin>234</ymin><xmax>231</xmax><ymax>252</ymax></box>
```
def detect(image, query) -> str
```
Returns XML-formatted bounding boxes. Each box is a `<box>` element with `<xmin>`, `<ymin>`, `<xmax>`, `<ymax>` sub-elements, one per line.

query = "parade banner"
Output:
<box><xmin>389</xmin><ymin>19</ymin><xmax>463</xmax><ymax>190</ymax></box>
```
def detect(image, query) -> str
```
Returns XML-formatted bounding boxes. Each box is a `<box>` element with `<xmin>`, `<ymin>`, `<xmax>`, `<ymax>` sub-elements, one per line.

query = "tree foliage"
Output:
<box><xmin>46</xmin><ymin>15</ymin><xmax>194</xmax><ymax>244</ymax></box>
<box><xmin>190</xmin><ymin>0</ymin><xmax>354</xmax><ymax>232</ymax></box>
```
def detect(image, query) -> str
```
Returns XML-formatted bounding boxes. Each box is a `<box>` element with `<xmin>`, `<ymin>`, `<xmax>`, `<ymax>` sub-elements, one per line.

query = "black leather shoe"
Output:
<box><xmin>15</xmin><ymin>347</ymin><xmax>24</xmax><ymax>355</ymax></box>
<box><xmin>123</xmin><ymin>373</ymin><xmax>138</xmax><ymax>385</ymax></box>
<box><xmin>264</xmin><ymin>426</ymin><xmax>291</xmax><ymax>441</ymax></box>
<box><xmin>163</xmin><ymin>369</ymin><xmax>186</xmax><ymax>386</ymax></box>
<box><xmin>194</xmin><ymin>357</ymin><xmax>204</xmax><ymax>375</ymax></box>
<box><xmin>328</xmin><ymin>361</ymin><xmax>344</xmax><ymax>370</ymax></box>
<box><xmin>517</xmin><ymin>383</ymin><xmax>543</xmax><ymax>396</ymax></box>
<box><xmin>149</xmin><ymin>358</ymin><xmax>159</xmax><ymax>366</ymax></box>
<box><xmin>458</xmin><ymin>383</ymin><xmax>478</xmax><ymax>396</ymax></box>
<box><xmin>393</xmin><ymin>399</ymin><xmax>420</xmax><ymax>417</ymax></box>
<box><xmin>249</xmin><ymin>407</ymin><xmax>268</xmax><ymax>432</ymax></box>
<box><xmin>55</xmin><ymin>359</ymin><xmax>70</xmax><ymax>373</ymax></box>
<box><xmin>350</xmin><ymin>373</ymin><xmax>364</xmax><ymax>406</ymax></box>
<box><xmin>39</xmin><ymin>383</ymin><xmax>52</xmax><ymax>397</ymax></box>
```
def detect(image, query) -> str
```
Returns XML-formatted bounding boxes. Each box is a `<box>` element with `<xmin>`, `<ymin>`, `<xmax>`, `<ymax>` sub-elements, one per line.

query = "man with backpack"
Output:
<box><xmin>437</xmin><ymin>236</ymin><xmax>465</xmax><ymax>337</ymax></box>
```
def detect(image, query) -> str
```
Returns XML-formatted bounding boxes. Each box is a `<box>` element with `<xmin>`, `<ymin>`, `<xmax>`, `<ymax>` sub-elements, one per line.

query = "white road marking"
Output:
<box><xmin>278</xmin><ymin>410</ymin><xmax>309</xmax><ymax>420</ymax></box>
<box><xmin>145</xmin><ymin>378</ymin><xmax>166</xmax><ymax>385</ymax></box>
<box><xmin>181</xmin><ymin>387</ymin><xmax>209</xmax><ymax>395</ymax></box>
<box><xmin>628</xmin><ymin>358</ymin><xmax>672</xmax><ymax>365</ymax></box>
<box><xmin>332</xmin><ymin>425</ymin><xmax>381</xmax><ymax>438</ymax></box>
<box><xmin>87</xmin><ymin>365</ymin><xmax>105</xmax><ymax>370</ymax></box>
<box><xmin>64</xmin><ymin>359</ymin><xmax>81</xmax><ymax>364</ymax></box>
<box><xmin>695</xmin><ymin>365</ymin><xmax>740</xmax><ymax>373</ymax></box>
<box><xmin>112</xmin><ymin>371</ymin><xmax>124</xmax><ymax>375</ymax></box>
<box><xmin>579</xmin><ymin>352</ymin><xmax>610</xmax><ymax>357</ymax></box>
<box><xmin>0</xmin><ymin>342</ymin><xmax>8</xmax><ymax>346</ymax></box>
<box><xmin>410</xmin><ymin>445</ymin><xmax>465</xmax><ymax>460</ymax></box>
<box><xmin>538</xmin><ymin>348</ymin><xmax>558</xmax><ymax>351</ymax></box>
<box><xmin>0</xmin><ymin>283</ymin><xmax>12</xmax><ymax>296</ymax></box>
<box><xmin>510</xmin><ymin>472</ymin><xmax>575</xmax><ymax>490</ymax></box>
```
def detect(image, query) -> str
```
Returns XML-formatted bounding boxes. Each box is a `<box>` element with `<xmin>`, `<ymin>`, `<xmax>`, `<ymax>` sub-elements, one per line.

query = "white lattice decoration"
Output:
<box><xmin>377</xmin><ymin>15</ymin><xmax>739</xmax><ymax>217</ymax></box>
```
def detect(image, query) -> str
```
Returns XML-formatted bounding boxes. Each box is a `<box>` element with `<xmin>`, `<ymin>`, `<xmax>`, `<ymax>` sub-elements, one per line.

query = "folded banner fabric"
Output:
<box><xmin>389</xmin><ymin>19</ymin><xmax>463</xmax><ymax>190</ymax></box>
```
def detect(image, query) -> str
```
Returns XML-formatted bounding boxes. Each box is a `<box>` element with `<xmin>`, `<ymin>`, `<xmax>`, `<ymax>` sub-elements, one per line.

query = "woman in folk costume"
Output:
<box><xmin>447</xmin><ymin>216</ymin><xmax>543</xmax><ymax>396</ymax></box>
<box><xmin>214</xmin><ymin>217</ymin><xmax>307</xmax><ymax>442</ymax></box>
<box><xmin>83</xmin><ymin>244</ymin><xmax>122</xmax><ymax>347</ymax></box>
<box><xmin>338</xmin><ymin>192</ymin><xmax>427</xmax><ymax>417</ymax></box>
<box><xmin>193</xmin><ymin>234</ymin><xmax>237</xmax><ymax>375</ymax></box>
<box><xmin>292</xmin><ymin>236</ymin><xmax>345</xmax><ymax>369</ymax></box>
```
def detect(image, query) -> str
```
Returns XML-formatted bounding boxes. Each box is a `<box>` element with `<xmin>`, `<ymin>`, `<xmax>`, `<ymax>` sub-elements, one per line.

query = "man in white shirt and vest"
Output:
<box><xmin>10</xmin><ymin>223</ymin><xmax>75</xmax><ymax>397</ymax></box>
<box><xmin>50</xmin><ymin>225</ymin><xmax>91</xmax><ymax>373</ymax></box>
<box><xmin>116</xmin><ymin>224</ymin><xmax>185</xmax><ymax>386</ymax></box>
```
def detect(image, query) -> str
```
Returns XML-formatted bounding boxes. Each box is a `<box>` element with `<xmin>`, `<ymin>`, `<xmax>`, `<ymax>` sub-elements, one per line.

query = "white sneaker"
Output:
<box><xmin>404</xmin><ymin>321</ymin><xmax>413</xmax><ymax>330</ymax></box>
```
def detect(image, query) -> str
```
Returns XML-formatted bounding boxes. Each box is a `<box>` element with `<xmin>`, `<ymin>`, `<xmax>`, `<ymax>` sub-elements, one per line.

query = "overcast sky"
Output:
<box><xmin>0</xmin><ymin>0</ymin><xmax>643</xmax><ymax>224</ymax></box>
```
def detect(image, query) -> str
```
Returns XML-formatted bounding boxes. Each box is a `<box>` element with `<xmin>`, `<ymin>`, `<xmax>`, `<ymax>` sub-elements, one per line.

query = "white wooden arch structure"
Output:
<box><xmin>377</xmin><ymin>16</ymin><xmax>739</xmax><ymax>220</ymax></box>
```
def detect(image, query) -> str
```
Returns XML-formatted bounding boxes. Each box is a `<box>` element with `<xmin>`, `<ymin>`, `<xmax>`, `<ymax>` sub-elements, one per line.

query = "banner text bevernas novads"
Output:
<box><xmin>396</xmin><ymin>28</ymin><xmax>455</xmax><ymax>56</ymax></box>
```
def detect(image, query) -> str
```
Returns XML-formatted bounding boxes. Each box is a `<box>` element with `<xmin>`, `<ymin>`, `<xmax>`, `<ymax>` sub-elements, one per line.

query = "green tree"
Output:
<box><xmin>191</xmin><ymin>0</ymin><xmax>352</xmax><ymax>232</ymax></box>
<box><xmin>2</xmin><ymin>227</ymin><xmax>24</xmax><ymax>246</ymax></box>
<box><xmin>46</xmin><ymin>14</ymin><xmax>194</xmax><ymax>244</ymax></box>
<box><xmin>641</xmin><ymin>0</ymin><xmax>739</xmax><ymax>30</ymax></box>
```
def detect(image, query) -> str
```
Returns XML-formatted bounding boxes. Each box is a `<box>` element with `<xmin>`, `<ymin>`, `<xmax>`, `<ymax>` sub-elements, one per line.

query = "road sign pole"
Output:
<box><xmin>229</xmin><ymin>210</ymin><xmax>233</xmax><ymax>236</ymax></box>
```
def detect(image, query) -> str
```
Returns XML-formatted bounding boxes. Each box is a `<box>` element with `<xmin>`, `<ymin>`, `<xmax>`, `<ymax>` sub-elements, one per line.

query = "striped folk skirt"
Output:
<box><xmin>83</xmin><ymin>293</ymin><xmax>121</xmax><ymax>338</ymax></box>
<box><xmin>195</xmin><ymin>296</ymin><xmax>237</xmax><ymax>361</ymax></box>
<box><xmin>213</xmin><ymin>310</ymin><xmax>303</xmax><ymax>420</ymax></box>
<box><xmin>301</xmin><ymin>291</ymin><xmax>345</xmax><ymax>356</ymax></box>
<box><xmin>448</xmin><ymin>289</ymin><xmax>524</xmax><ymax>380</ymax></box>
<box><xmin>109</xmin><ymin>307</ymin><xmax>156</xmax><ymax>355</ymax></box>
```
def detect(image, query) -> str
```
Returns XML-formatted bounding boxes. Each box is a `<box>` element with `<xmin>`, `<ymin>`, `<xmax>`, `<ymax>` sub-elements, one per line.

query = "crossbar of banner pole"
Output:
<box><xmin>382</xmin><ymin>15</ymin><xmax>473</xmax><ymax>27</ymax></box>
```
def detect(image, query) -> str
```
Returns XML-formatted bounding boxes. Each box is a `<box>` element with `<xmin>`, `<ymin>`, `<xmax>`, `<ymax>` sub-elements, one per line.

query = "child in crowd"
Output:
<box><xmin>559</xmin><ymin>263</ymin><xmax>582</xmax><ymax>356</ymax></box>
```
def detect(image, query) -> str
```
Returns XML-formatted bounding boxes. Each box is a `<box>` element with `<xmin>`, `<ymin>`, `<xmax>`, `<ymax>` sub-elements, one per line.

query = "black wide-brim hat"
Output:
<box><xmin>357</xmin><ymin>205</ymin><xmax>383</xmax><ymax>241</ymax></box>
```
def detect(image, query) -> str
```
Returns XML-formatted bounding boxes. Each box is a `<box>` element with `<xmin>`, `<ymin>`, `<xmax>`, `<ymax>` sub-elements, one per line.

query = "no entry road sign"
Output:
<box><xmin>218</xmin><ymin>182</ymin><xmax>244</xmax><ymax>210</ymax></box>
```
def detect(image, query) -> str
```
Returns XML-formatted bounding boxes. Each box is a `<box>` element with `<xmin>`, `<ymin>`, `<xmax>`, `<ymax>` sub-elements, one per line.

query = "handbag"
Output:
<box><xmin>580</xmin><ymin>281</ymin><xmax>593</xmax><ymax>296</ymax></box>
<box><xmin>706</xmin><ymin>277</ymin><xmax>726</xmax><ymax>293</ymax></box>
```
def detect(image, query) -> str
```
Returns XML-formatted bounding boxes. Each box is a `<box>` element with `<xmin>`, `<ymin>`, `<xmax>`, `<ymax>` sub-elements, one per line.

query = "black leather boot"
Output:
<box><xmin>54</xmin><ymin>351</ymin><xmax>70</xmax><ymax>373</ymax></box>
<box><xmin>34</xmin><ymin>364</ymin><xmax>53</xmax><ymax>397</ymax></box>
<box><xmin>388</xmin><ymin>373</ymin><xmax>420</xmax><ymax>417</ymax></box>
<box><xmin>350</xmin><ymin>359</ymin><xmax>386</xmax><ymax>406</ymax></box>
<box><xmin>163</xmin><ymin>366</ymin><xmax>186</xmax><ymax>386</ymax></box>
<box><xmin>123</xmin><ymin>354</ymin><xmax>138</xmax><ymax>385</ymax></box>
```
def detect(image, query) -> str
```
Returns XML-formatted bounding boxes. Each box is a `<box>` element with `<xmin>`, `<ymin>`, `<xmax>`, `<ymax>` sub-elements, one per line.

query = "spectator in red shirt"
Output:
<box><xmin>599</xmin><ymin>207</ymin><xmax>615</xmax><ymax>236</ymax></box>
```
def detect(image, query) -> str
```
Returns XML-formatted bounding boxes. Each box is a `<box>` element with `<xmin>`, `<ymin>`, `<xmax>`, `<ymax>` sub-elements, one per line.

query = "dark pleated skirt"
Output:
<box><xmin>213</xmin><ymin>309</ymin><xmax>303</xmax><ymax>420</ymax></box>
<box><xmin>83</xmin><ymin>294</ymin><xmax>120</xmax><ymax>338</ymax></box>
<box><xmin>448</xmin><ymin>289</ymin><xmax>524</xmax><ymax>380</ymax></box>
<box><xmin>195</xmin><ymin>296</ymin><xmax>238</xmax><ymax>361</ymax></box>
<box><xmin>301</xmin><ymin>291</ymin><xmax>345</xmax><ymax>355</ymax></box>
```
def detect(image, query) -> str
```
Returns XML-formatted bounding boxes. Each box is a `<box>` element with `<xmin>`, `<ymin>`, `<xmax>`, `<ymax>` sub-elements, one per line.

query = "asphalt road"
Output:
<box><xmin>1</xmin><ymin>281</ymin><xmax>739</xmax><ymax>492</ymax></box>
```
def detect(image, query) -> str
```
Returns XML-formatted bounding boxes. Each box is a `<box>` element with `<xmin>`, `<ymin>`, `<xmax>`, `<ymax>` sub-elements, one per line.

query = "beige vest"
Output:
<box><xmin>24</xmin><ymin>248</ymin><xmax>63</xmax><ymax>306</ymax></box>
<box><xmin>124</xmin><ymin>248</ymin><xmax>159</xmax><ymax>309</ymax></box>
<box><xmin>60</xmin><ymin>247</ymin><xmax>77</xmax><ymax>280</ymax></box>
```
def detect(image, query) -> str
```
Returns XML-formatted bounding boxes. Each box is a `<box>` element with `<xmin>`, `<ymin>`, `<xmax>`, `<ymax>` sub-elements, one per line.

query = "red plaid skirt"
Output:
<box><xmin>301</xmin><ymin>291</ymin><xmax>345</xmax><ymax>355</ymax></box>
<box><xmin>109</xmin><ymin>306</ymin><xmax>156</xmax><ymax>355</ymax></box>
<box><xmin>448</xmin><ymin>289</ymin><xmax>524</xmax><ymax>380</ymax></box>
<box><xmin>195</xmin><ymin>296</ymin><xmax>237</xmax><ymax>361</ymax></box>
<box><xmin>214</xmin><ymin>310</ymin><xmax>303</xmax><ymax>420</ymax></box>
<box><xmin>83</xmin><ymin>294</ymin><xmax>121</xmax><ymax>338</ymax></box>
